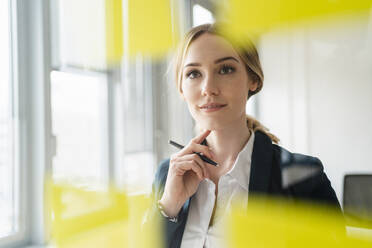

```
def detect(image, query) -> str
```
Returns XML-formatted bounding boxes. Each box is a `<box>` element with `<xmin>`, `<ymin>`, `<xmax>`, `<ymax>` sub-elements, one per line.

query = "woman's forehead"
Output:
<box><xmin>183</xmin><ymin>33</ymin><xmax>240</xmax><ymax>65</ymax></box>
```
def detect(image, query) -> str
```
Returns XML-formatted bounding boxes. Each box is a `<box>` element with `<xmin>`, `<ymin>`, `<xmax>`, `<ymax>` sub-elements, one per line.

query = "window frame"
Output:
<box><xmin>0</xmin><ymin>0</ymin><xmax>26</xmax><ymax>246</ymax></box>
<box><xmin>0</xmin><ymin>0</ymin><xmax>55</xmax><ymax>247</ymax></box>
<box><xmin>48</xmin><ymin>0</ymin><xmax>119</xmax><ymax>189</ymax></box>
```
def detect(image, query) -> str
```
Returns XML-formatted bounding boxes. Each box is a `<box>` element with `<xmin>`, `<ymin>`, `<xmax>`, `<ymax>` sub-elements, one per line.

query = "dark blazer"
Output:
<box><xmin>151</xmin><ymin>131</ymin><xmax>342</xmax><ymax>248</ymax></box>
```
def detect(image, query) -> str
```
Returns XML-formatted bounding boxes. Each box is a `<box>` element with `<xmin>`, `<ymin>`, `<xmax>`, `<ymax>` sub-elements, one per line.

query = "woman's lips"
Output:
<box><xmin>199</xmin><ymin>104</ymin><xmax>227</xmax><ymax>112</ymax></box>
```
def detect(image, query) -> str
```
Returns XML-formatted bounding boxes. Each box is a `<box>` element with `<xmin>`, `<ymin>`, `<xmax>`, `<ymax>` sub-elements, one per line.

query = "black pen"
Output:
<box><xmin>169</xmin><ymin>140</ymin><xmax>218</xmax><ymax>166</ymax></box>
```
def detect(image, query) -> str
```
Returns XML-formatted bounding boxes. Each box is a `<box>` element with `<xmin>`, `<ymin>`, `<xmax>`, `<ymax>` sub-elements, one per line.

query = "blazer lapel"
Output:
<box><xmin>248</xmin><ymin>131</ymin><xmax>274</xmax><ymax>195</ymax></box>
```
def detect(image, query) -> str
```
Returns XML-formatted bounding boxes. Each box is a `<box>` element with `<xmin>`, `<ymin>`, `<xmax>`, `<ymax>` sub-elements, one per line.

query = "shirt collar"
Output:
<box><xmin>226</xmin><ymin>131</ymin><xmax>255</xmax><ymax>191</ymax></box>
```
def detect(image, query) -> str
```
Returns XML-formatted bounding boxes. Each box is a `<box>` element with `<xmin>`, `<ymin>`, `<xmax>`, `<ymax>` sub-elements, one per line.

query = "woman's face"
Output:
<box><xmin>181</xmin><ymin>33</ymin><xmax>258</xmax><ymax>130</ymax></box>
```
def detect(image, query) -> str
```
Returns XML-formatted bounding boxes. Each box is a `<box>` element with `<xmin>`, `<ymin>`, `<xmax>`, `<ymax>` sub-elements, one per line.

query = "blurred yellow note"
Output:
<box><xmin>106</xmin><ymin>0</ymin><xmax>124</xmax><ymax>65</ymax></box>
<box><xmin>49</xmin><ymin>183</ymin><xmax>128</xmax><ymax>247</ymax></box>
<box><xmin>127</xmin><ymin>0</ymin><xmax>178</xmax><ymax>57</ymax></box>
<box><xmin>48</xmin><ymin>181</ymin><xmax>163</xmax><ymax>248</ymax></box>
<box><xmin>227</xmin><ymin>196</ymin><xmax>372</xmax><ymax>248</ymax></box>
<box><xmin>218</xmin><ymin>0</ymin><xmax>372</xmax><ymax>39</ymax></box>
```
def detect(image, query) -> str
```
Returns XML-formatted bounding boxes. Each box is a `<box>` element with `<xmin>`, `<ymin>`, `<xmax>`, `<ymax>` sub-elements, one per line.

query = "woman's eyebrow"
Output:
<box><xmin>184</xmin><ymin>62</ymin><xmax>201</xmax><ymax>68</ymax></box>
<box><xmin>183</xmin><ymin>56</ymin><xmax>239</xmax><ymax>68</ymax></box>
<box><xmin>214</xmin><ymin>56</ymin><xmax>239</xmax><ymax>64</ymax></box>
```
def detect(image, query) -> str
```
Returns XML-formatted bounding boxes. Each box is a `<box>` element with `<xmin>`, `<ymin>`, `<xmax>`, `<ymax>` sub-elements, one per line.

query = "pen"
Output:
<box><xmin>169</xmin><ymin>140</ymin><xmax>218</xmax><ymax>166</ymax></box>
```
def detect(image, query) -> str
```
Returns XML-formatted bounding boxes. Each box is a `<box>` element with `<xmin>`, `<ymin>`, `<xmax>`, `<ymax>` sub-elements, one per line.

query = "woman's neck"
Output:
<box><xmin>205</xmin><ymin>116</ymin><xmax>251</xmax><ymax>170</ymax></box>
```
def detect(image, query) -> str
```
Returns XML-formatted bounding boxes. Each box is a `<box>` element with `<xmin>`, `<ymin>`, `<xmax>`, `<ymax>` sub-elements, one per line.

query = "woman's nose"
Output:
<box><xmin>201</xmin><ymin>75</ymin><xmax>220</xmax><ymax>96</ymax></box>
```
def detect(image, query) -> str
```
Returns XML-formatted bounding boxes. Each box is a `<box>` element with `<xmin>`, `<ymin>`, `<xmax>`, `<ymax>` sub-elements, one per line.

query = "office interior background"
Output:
<box><xmin>1</xmin><ymin>0</ymin><xmax>372</xmax><ymax>247</ymax></box>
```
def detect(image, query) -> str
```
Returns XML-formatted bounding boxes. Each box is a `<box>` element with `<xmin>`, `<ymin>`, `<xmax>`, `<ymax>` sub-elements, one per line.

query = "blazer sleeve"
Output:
<box><xmin>144</xmin><ymin>159</ymin><xmax>167</xmax><ymax>226</ymax></box>
<box><xmin>146</xmin><ymin>159</ymin><xmax>189</xmax><ymax>248</ymax></box>
<box><xmin>152</xmin><ymin>158</ymin><xmax>170</xmax><ymax>202</ymax></box>
<box><xmin>287</xmin><ymin>155</ymin><xmax>342</xmax><ymax>210</ymax></box>
<box><xmin>273</xmin><ymin>144</ymin><xmax>342</xmax><ymax>209</ymax></box>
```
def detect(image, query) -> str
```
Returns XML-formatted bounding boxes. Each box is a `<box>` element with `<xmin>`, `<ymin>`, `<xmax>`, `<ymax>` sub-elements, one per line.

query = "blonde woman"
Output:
<box><xmin>151</xmin><ymin>24</ymin><xmax>341</xmax><ymax>248</ymax></box>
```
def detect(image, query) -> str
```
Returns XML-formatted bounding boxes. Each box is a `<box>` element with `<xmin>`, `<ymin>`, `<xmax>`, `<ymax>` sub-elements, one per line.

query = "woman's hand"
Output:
<box><xmin>159</xmin><ymin>130</ymin><xmax>214</xmax><ymax>217</ymax></box>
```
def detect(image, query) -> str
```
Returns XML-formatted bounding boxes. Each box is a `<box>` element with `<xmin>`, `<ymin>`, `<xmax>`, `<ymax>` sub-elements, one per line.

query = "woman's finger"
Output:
<box><xmin>193</xmin><ymin>143</ymin><xmax>214</xmax><ymax>160</ymax></box>
<box><xmin>183</xmin><ymin>144</ymin><xmax>213</xmax><ymax>160</ymax></box>
<box><xmin>176</xmin><ymin>154</ymin><xmax>208</xmax><ymax>178</ymax></box>
<box><xmin>191</xmin><ymin>129</ymin><xmax>211</xmax><ymax>144</ymax></box>
<box><xmin>178</xmin><ymin>142</ymin><xmax>213</xmax><ymax>160</ymax></box>
<box><xmin>174</xmin><ymin>160</ymin><xmax>203</xmax><ymax>180</ymax></box>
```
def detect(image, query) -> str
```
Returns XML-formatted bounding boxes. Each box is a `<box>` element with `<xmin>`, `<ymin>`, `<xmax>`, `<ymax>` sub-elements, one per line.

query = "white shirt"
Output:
<box><xmin>180</xmin><ymin>131</ymin><xmax>255</xmax><ymax>248</ymax></box>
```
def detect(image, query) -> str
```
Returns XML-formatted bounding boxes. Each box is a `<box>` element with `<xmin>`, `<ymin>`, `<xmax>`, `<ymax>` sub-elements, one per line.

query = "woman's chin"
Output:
<box><xmin>196</xmin><ymin>120</ymin><xmax>225</xmax><ymax>131</ymax></box>
<box><xmin>195</xmin><ymin>116</ymin><xmax>246</xmax><ymax>132</ymax></box>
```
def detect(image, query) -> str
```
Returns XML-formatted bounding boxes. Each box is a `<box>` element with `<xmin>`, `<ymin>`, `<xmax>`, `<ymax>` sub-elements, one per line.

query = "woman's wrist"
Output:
<box><xmin>158</xmin><ymin>194</ymin><xmax>184</xmax><ymax>218</ymax></box>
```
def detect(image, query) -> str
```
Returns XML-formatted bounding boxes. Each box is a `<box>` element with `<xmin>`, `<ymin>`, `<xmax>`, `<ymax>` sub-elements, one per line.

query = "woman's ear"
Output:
<box><xmin>248</xmin><ymin>80</ymin><xmax>258</xmax><ymax>93</ymax></box>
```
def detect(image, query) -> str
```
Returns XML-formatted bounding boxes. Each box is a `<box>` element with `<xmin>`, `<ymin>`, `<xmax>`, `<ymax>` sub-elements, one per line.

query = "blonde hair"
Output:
<box><xmin>174</xmin><ymin>23</ymin><xmax>279</xmax><ymax>144</ymax></box>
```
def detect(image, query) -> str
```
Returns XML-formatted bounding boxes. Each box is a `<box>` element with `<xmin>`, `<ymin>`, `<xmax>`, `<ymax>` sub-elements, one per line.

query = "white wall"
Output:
<box><xmin>258</xmin><ymin>12</ymin><xmax>372</xmax><ymax>203</ymax></box>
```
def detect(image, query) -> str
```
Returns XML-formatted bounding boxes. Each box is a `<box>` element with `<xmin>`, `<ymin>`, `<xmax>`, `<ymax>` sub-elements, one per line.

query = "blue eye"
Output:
<box><xmin>219</xmin><ymin>65</ymin><xmax>235</xmax><ymax>74</ymax></box>
<box><xmin>186</xmin><ymin>70</ymin><xmax>201</xmax><ymax>79</ymax></box>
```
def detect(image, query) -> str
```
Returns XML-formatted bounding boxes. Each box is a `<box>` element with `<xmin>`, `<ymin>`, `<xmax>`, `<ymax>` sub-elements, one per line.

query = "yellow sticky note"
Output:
<box><xmin>46</xmin><ymin>180</ymin><xmax>163</xmax><ymax>248</ymax></box>
<box><xmin>49</xmin><ymin>183</ymin><xmax>128</xmax><ymax>247</ymax></box>
<box><xmin>127</xmin><ymin>0</ymin><xmax>178</xmax><ymax>57</ymax></box>
<box><xmin>226</xmin><ymin>196</ymin><xmax>372</xmax><ymax>248</ymax></box>
<box><xmin>106</xmin><ymin>0</ymin><xmax>124</xmax><ymax>65</ymax></box>
<box><xmin>217</xmin><ymin>0</ymin><xmax>372</xmax><ymax>39</ymax></box>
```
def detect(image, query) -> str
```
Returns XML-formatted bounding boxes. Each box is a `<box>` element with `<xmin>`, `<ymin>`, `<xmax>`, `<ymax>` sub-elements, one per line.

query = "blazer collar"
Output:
<box><xmin>248</xmin><ymin>131</ymin><xmax>274</xmax><ymax>195</ymax></box>
<box><xmin>201</xmin><ymin>130</ymin><xmax>273</xmax><ymax>194</ymax></box>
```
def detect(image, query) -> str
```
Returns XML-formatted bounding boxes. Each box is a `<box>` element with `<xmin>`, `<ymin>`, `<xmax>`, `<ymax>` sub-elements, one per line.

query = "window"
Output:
<box><xmin>51</xmin><ymin>71</ymin><xmax>108</xmax><ymax>187</ymax></box>
<box><xmin>0</xmin><ymin>0</ymin><xmax>21</xmax><ymax>242</ymax></box>
<box><xmin>50</xmin><ymin>0</ymin><xmax>110</xmax><ymax>189</ymax></box>
<box><xmin>54</xmin><ymin>0</ymin><xmax>106</xmax><ymax>71</ymax></box>
<box><xmin>119</xmin><ymin>57</ymin><xmax>155</xmax><ymax>194</ymax></box>
<box><xmin>0</xmin><ymin>0</ymin><xmax>15</xmax><ymax>237</ymax></box>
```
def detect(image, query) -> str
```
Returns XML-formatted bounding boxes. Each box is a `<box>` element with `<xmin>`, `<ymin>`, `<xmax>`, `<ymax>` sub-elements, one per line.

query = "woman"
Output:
<box><xmin>151</xmin><ymin>23</ymin><xmax>341</xmax><ymax>248</ymax></box>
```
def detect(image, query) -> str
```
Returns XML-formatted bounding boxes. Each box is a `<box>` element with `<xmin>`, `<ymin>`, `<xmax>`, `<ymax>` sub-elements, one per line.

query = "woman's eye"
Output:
<box><xmin>219</xmin><ymin>65</ymin><xmax>235</xmax><ymax>75</ymax></box>
<box><xmin>186</xmin><ymin>70</ymin><xmax>201</xmax><ymax>79</ymax></box>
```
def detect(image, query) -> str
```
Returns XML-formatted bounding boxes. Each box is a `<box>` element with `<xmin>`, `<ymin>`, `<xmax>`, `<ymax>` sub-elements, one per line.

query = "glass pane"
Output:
<box><xmin>119</xmin><ymin>58</ymin><xmax>155</xmax><ymax>194</ymax></box>
<box><xmin>122</xmin><ymin>58</ymin><xmax>151</xmax><ymax>153</ymax></box>
<box><xmin>51</xmin><ymin>71</ymin><xmax>108</xmax><ymax>188</ymax></box>
<box><xmin>0</xmin><ymin>0</ymin><xmax>17</xmax><ymax>238</ymax></box>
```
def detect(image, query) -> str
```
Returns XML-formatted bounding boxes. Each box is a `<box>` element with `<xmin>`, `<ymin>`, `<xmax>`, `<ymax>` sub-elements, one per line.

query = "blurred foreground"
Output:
<box><xmin>46</xmin><ymin>180</ymin><xmax>372</xmax><ymax>247</ymax></box>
